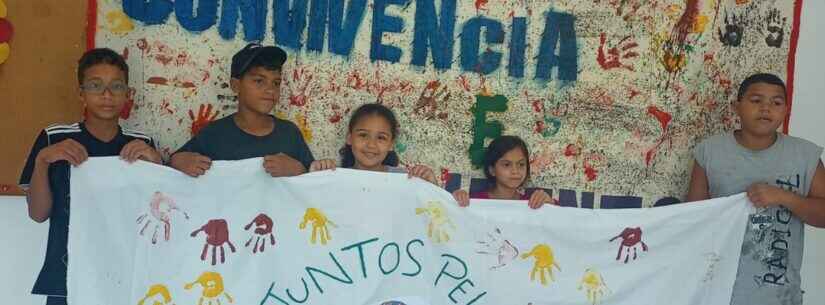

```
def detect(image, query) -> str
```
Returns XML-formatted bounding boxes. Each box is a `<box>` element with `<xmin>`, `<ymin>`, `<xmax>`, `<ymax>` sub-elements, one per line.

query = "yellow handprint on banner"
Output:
<box><xmin>521</xmin><ymin>244</ymin><xmax>561</xmax><ymax>285</ymax></box>
<box><xmin>137</xmin><ymin>284</ymin><xmax>174</xmax><ymax>305</ymax></box>
<box><xmin>185</xmin><ymin>271</ymin><xmax>233</xmax><ymax>305</ymax></box>
<box><xmin>578</xmin><ymin>268</ymin><xmax>610</xmax><ymax>305</ymax></box>
<box><xmin>415</xmin><ymin>201</ymin><xmax>455</xmax><ymax>243</ymax></box>
<box><xmin>299</xmin><ymin>208</ymin><xmax>337</xmax><ymax>245</ymax></box>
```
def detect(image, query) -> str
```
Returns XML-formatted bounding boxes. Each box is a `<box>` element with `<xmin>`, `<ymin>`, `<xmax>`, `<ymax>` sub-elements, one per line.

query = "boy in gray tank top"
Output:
<box><xmin>688</xmin><ymin>73</ymin><xmax>825</xmax><ymax>305</ymax></box>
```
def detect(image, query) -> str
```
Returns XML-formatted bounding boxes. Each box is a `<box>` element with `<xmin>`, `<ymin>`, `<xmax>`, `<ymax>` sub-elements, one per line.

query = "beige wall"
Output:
<box><xmin>0</xmin><ymin>1</ymin><xmax>87</xmax><ymax>195</ymax></box>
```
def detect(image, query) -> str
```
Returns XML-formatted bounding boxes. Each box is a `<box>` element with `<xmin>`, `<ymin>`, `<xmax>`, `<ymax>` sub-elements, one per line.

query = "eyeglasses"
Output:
<box><xmin>81</xmin><ymin>81</ymin><xmax>129</xmax><ymax>95</ymax></box>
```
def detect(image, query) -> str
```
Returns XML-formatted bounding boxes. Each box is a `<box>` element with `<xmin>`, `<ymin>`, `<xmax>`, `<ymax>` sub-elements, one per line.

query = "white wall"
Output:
<box><xmin>2</xmin><ymin>1</ymin><xmax>823</xmax><ymax>304</ymax></box>
<box><xmin>790</xmin><ymin>0</ymin><xmax>825</xmax><ymax>304</ymax></box>
<box><xmin>0</xmin><ymin>196</ymin><xmax>47</xmax><ymax>305</ymax></box>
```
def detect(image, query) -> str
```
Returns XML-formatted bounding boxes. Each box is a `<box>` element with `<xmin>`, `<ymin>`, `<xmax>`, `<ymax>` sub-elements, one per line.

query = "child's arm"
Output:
<box><xmin>169</xmin><ymin>136</ymin><xmax>212</xmax><ymax>177</ymax></box>
<box><xmin>26</xmin><ymin>138</ymin><xmax>89</xmax><ymax>222</ymax></box>
<box><xmin>527</xmin><ymin>189</ymin><xmax>553</xmax><ymax>209</ymax></box>
<box><xmin>452</xmin><ymin>190</ymin><xmax>470</xmax><ymax>207</ymax></box>
<box><xmin>453</xmin><ymin>189</ymin><xmax>470</xmax><ymax>207</ymax></box>
<box><xmin>120</xmin><ymin>139</ymin><xmax>162</xmax><ymax>164</ymax></box>
<box><xmin>265</xmin><ymin>122</ymin><xmax>314</xmax><ymax>177</ymax></box>
<box><xmin>686</xmin><ymin>160</ymin><xmax>710</xmax><ymax>202</ymax></box>
<box><xmin>292</xmin><ymin>122</ymin><xmax>316</xmax><ymax>171</ymax></box>
<box><xmin>309</xmin><ymin>159</ymin><xmax>336</xmax><ymax>172</ymax></box>
<box><xmin>407</xmin><ymin>164</ymin><xmax>438</xmax><ymax>185</ymax></box>
<box><xmin>170</xmin><ymin>152</ymin><xmax>212</xmax><ymax>177</ymax></box>
<box><xmin>748</xmin><ymin>161</ymin><xmax>825</xmax><ymax>228</ymax></box>
<box><xmin>263</xmin><ymin>153</ymin><xmax>306</xmax><ymax>177</ymax></box>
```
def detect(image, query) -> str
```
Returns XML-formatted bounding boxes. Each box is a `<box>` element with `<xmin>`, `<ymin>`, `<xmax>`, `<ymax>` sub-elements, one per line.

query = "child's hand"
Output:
<box><xmin>527</xmin><ymin>189</ymin><xmax>552</xmax><ymax>209</ymax></box>
<box><xmin>36</xmin><ymin>139</ymin><xmax>88</xmax><ymax>166</ymax></box>
<box><xmin>452</xmin><ymin>190</ymin><xmax>470</xmax><ymax>207</ymax></box>
<box><xmin>747</xmin><ymin>183</ymin><xmax>794</xmax><ymax>208</ymax></box>
<box><xmin>408</xmin><ymin>164</ymin><xmax>437</xmax><ymax>185</ymax></box>
<box><xmin>120</xmin><ymin>140</ymin><xmax>162</xmax><ymax>164</ymax></box>
<box><xmin>263</xmin><ymin>153</ymin><xmax>306</xmax><ymax>177</ymax></box>
<box><xmin>309</xmin><ymin>159</ymin><xmax>337</xmax><ymax>172</ymax></box>
<box><xmin>170</xmin><ymin>152</ymin><xmax>212</xmax><ymax>177</ymax></box>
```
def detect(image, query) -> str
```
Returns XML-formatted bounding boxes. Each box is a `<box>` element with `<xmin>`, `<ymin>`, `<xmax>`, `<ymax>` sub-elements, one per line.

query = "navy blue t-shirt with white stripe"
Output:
<box><xmin>18</xmin><ymin>122</ymin><xmax>155</xmax><ymax>297</ymax></box>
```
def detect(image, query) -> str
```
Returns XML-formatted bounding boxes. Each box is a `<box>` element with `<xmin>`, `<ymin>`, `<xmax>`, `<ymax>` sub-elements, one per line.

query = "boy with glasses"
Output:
<box><xmin>18</xmin><ymin>48</ymin><xmax>162</xmax><ymax>305</ymax></box>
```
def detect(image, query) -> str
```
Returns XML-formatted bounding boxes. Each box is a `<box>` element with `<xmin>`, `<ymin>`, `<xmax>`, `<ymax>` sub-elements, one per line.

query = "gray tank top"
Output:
<box><xmin>694</xmin><ymin>132</ymin><xmax>823</xmax><ymax>305</ymax></box>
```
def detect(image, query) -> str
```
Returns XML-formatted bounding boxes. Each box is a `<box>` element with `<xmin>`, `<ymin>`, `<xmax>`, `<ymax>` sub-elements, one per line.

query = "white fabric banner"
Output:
<box><xmin>69</xmin><ymin>157</ymin><xmax>751</xmax><ymax>305</ymax></box>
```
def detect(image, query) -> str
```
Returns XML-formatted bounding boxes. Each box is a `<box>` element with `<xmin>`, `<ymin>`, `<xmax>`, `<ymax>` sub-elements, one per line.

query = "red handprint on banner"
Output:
<box><xmin>191</xmin><ymin>219</ymin><xmax>236</xmax><ymax>265</ymax></box>
<box><xmin>609</xmin><ymin>227</ymin><xmax>649</xmax><ymax>263</ymax></box>
<box><xmin>136</xmin><ymin>192</ymin><xmax>189</xmax><ymax>244</ymax></box>
<box><xmin>244</xmin><ymin>213</ymin><xmax>276</xmax><ymax>254</ymax></box>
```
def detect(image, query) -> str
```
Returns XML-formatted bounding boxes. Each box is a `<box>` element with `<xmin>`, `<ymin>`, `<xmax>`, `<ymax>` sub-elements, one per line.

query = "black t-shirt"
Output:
<box><xmin>174</xmin><ymin>114</ymin><xmax>315</xmax><ymax>168</ymax></box>
<box><xmin>18</xmin><ymin>122</ymin><xmax>155</xmax><ymax>296</ymax></box>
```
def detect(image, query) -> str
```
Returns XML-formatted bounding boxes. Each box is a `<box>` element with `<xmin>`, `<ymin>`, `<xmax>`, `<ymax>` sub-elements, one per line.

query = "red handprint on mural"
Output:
<box><xmin>597</xmin><ymin>33</ymin><xmax>639</xmax><ymax>71</ymax></box>
<box><xmin>244</xmin><ymin>213</ymin><xmax>276</xmax><ymax>254</ymax></box>
<box><xmin>287</xmin><ymin>66</ymin><xmax>314</xmax><ymax>107</ymax></box>
<box><xmin>191</xmin><ymin>219</ymin><xmax>236</xmax><ymax>265</ymax></box>
<box><xmin>581</xmin><ymin>151</ymin><xmax>606</xmax><ymax>182</ymax></box>
<box><xmin>670</xmin><ymin>0</ymin><xmax>700</xmax><ymax>48</ymax></box>
<box><xmin>609</xmin><ymin>227</ymin><xmax>649</xmax><ymax>263</ymax></box>
<box><xmin>136</xmin><ymin>192</ymin><xmax>189</xmax><ymax>244</ymax></box>
<box><xmin>598</xmin><ymin>0</ymin><xmax>643</xmax><ymax>21</ymax></box>
<box><xmin>414</xmin><ymin>80</ymin><xmax>451</xmax><ymax>120</ymax></box>
<box><xmin>644</xmin><ymin>105</ymin><xmax>672</xmax><ymax>166</ymax></box>
<box><xmin>189</xmin><ymin>104</ymin><xmax>219</xmax><ymax>136</ymax></box>
<box><xmin>474</xmin><ymin>0</ymin><xmax>488</xmax><ymax>12</ymax></box>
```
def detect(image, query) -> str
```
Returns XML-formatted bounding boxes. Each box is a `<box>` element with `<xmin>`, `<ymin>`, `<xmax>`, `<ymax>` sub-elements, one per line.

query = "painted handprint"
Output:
<box><xmin>597</xmin><ymin>0</ymin><xmax>643</xmax><ymax>21</ymax></box>
<box><xmin>644</xmin><ymin>105</ymin><xmax>673</xmax><ymax>167</ymax></box>
<box><xmin>661</xmin><ymin>45</ymin><xmax>687</xmax><ymax>73</ymax></box>
<box><xmin>718</xmin><ymin>11</ymin><xmax>745</xmax><ymax>47</ymax></box>
<box><xmin>596</xmin><ymin>33</ymin><xmax>639</xmax><ymax>71</ymax></box>
<box><xmin>136</xmin><ymin>192</ymin><xmax>189</xmax><ymax>244</ymax></box>
<box><xmin>189</xmin><ymin>104</ymin><xmax>219</xmax><ymax>136</ymax></box>
<box><xmin>476</xmin><ymin>228</ymin><xmax>519</xmax><ymax>270</ymax></box>
<box><xmin>763</xmin><ymin>9</ymin><xmax>786</xmax><ymax>48</ymax></box>
<box><xmin>414</xmin><ymin>80</ymin><xmax>451</xmax><ymax>120</ymax></box>
<box><xmin>609</xmin><ymin>227</ymin><xmax>649</xmax><ymax>263</ymax></box>
<box><xmin>137</xmin><ymin>284</ymin><xmax>174</xmax><ymax>305</ymax></box>
<box><xmin>185</xmin><ymin>271</ymin><xmax>234</xmax><ymax>305</ymax></box>
<box><xmin>415</xmin><ymin>201</ymin><xmax>455</xmax><ymax>243</ymax></box>
<box><xmin>245</xmin><ymin>213</ymin><xmax>276</xmax><ymax>254</ymax></box>
<box><xmin>521</xmin><ymin>244</ymin><xmax>561</xmax><ymax>285</ymax></box>
<box><xmin>299</xmin><ymin>208</ymin><xmax>337</xmax><ymax>245</ymax></box>
<box><xmin>578</xmin><ymin>268</ymin><xmax>610</xmax><ymax>305</ymax></box>
<box><xmin>191</xmin><ymin>219</ymin><xmax>236</xmax><ymax>265</ymax></box>
<box><xmin>668</xmin><ymin>0</ymin><xmax>700</xmax><ymax>49</ymax></box>
<box><xmin>287</xmin><ymin>66</ymin><xmax>314</xmax><ymax>107</ymax></box>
